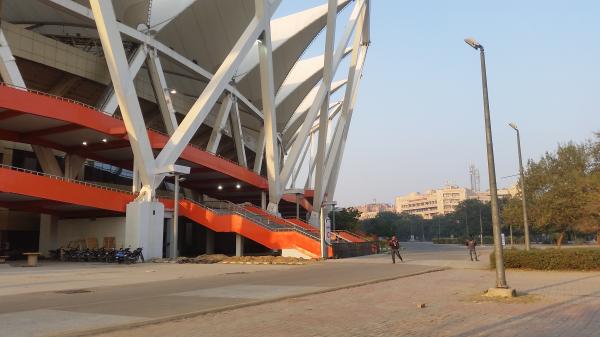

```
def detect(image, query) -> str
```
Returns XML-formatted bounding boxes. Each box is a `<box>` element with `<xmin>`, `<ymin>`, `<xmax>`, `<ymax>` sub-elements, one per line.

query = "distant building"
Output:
<box><xmin>395</xmin><ymin>185</ymin><xmax>472</xmax><ymax>219</ymax></box>
<box><xmin>474</xmin><ymin>185</ymin><xmax>518</xmax><ymax>202</ymax></box>
<box><xmin>353</xmin><ymin>203</ymin><xmax>393</xmax><ymax>220</ymax></box>
<box><xmin>395</xmin><ymin>184</ymin><xmax>517</xmax><ymax>219</ymax></box>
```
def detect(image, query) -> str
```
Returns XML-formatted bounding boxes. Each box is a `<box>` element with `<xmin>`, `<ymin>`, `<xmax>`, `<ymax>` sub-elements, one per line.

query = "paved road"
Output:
<box><xmin>89</xmin><ymin>268</ymin><xmax>600</xmax><ymax>337</ymax></box>
<box><xmin>0</xmin><ymin>249</ymin><xmax>445</xmax><ymax>337</ymax></box>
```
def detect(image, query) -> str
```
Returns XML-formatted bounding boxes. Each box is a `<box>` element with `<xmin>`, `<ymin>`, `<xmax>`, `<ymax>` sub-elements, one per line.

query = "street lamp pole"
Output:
<box><xmin>509</xmin><ymin>123</ymin><xmax>531</xmax><ymax>250</ymax></box>
<box><xmin>479</xmin><ymin>204</ymin><xmax>484</xmax><ymax>247</ymax></box>
<box><xmin>465</xmin><ymin>37</ymin><xmax>508</xmax><ymax>289</ymax></box>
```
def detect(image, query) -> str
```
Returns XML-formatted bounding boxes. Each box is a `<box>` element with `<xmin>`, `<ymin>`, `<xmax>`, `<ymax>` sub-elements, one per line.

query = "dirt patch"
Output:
<box><xmin>462</xmin><ymin>292</ymin><xmax>543</xmax><ymax>304</ymax></box>
<box><xmin>220</xmin><ymin>256</ymin><xmax>318</xmax><ymax>265</ymax></box>
<box><xmin>152</xmin><ymin>255</ymin><xmax>318</xmax><ymax>265</ymax></box>
<box><xmin>152</xmin><ymin>254</ymin><xmax>229</xmax><ymax>264</ymax></box>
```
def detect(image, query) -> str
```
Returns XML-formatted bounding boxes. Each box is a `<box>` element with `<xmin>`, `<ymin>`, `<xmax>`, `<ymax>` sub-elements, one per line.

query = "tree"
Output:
<box><xmin>331</xmin><ymin>207</ymin><xmax>361</xmax><ymax>232</ymax></box>
<box><xmin>523</xmin><ymin>142</ymin><xmax>592</xmax><ymax>246</ymax></box>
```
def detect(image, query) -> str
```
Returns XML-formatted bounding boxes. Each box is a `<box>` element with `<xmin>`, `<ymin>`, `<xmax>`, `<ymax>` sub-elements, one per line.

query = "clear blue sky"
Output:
<box><xmin>277</xmin><ymin>1</ymin><xmax>600</xmax><ymax>207</ymax></box>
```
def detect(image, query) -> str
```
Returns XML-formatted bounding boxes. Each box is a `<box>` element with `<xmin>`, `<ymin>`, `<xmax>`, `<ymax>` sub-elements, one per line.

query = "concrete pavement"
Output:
<box><xmin>0</xmin><ymin>252</ymin><xmax>441</xmax><ymax>337</ymax></box>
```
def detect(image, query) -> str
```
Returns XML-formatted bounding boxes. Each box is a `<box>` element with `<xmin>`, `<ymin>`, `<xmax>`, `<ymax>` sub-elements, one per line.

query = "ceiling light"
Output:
<box><xmin>217</xmin><ymin>185</ymin><xmax>223</xmax><ymax>190</ymax></box>
<box><xmin>169</xmin><ymin>89</ymin><xmax>177</xmax><ymax>94</ymax></box>
<box><xmin>82</xmin><ymin>141</ymin><xmax>88</xmax><ymax>146</ymax></box>
<box><xmin>101</xmin><ymin>138</ymin><xmax>108</xmax><ymax>143</ymax></box>
<box><xmin>236</xmin><ymin>183</ymin><xmax>241</xmax><ymax>189</ymax></box>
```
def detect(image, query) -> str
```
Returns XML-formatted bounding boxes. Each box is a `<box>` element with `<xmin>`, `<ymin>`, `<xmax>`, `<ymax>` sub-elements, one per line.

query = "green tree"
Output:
<box><xmin>331</xmin><ymin>207</ymin><xmax>361</xmax><ymax>232</ymax></box>
<box><xmin>524</xmin><ymin>142</ymin><xmax>592</xmax><ymax>246</ymax></box>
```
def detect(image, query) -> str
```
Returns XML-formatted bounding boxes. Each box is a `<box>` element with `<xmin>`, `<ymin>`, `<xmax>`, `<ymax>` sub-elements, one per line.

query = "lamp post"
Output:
<box><xmin>171</xmin><ymin>174</ymin><xmax>184</xmax><ymax>258</ymax></box>
<box><xmin>155</xmin><ymin>164</ymin><xmax>190</xmax><ymax>259</ymax></box>
<box><xmin>464</xmin><ymin>37</ymin><xmax>509</xmax><ymax>290</ymax></box>
<box><xmin>479</xmin><ymin>204</ymin><xmax>484</xmax><ymax>247</ymax></box>
<box><xmin>508</xmin><ymin>122</ymin><xmax>531</xmax><ymax>250</ymax></box>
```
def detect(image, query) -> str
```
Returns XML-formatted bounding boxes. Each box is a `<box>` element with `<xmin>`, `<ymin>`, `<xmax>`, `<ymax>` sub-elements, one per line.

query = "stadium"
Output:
<box><xmin>0</xmin><ymin>0</ymin><xmax>370</xmax><ymax>260</ymax></box>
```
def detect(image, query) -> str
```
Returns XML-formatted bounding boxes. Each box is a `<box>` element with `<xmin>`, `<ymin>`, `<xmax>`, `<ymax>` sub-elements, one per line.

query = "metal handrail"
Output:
<box><xmin>188</xmin><ymin>199</ymin><xmax>319</xmax><ymax>240</ymax></box>
<box><xmin>0</xmin><ymin>82</ymin><xmax>264</xmax><ymax>178</ymax></box>
<box><xmin>0</xmin><ymin>164</ymin><xmax>135</xmax><ymax>195</ymax></box>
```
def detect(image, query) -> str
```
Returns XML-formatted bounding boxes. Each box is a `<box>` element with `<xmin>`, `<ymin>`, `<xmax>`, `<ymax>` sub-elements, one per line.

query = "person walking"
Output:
<box><xmin>466</xmin><ymin>236</ymin><xmax>479</xmax><ymax>261</ymax></box>
<box><xmin>388</xmin><ymin>235</ymin><xmax>403</xmax><ymax>263</ymax></box>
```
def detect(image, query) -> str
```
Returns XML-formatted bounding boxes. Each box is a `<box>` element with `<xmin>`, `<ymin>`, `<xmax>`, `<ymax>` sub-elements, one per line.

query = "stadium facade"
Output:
<box><xmin>0</xmin><ymin>0</ymin><xmax>370</xmax><ymax>259</ymax></box>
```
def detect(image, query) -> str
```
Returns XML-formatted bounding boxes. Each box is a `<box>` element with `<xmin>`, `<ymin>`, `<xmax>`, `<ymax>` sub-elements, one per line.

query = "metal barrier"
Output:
<box><xmin>331</xmin><ymin>242</ymin><xmax>378</xmax><ymax>259</ymax></box>
<box><xmin>0</xmin><ymin>164</ymin><xmax>134</xmax><ymax>195</ymax></box>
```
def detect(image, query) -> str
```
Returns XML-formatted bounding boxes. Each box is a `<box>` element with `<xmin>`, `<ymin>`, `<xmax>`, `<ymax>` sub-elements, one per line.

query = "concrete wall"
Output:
<box><xmin>56</xmin><ymin>217</ymin><xmax>126</xmax><ymax>249</ymax></box>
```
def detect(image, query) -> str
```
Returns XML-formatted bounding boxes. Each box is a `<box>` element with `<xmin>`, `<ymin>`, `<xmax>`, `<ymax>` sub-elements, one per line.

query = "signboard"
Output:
<box><xmin>501</xmin><ymin>233</ymin><xmax>506</xmax><ymax>246</ymax></box>
<box><xmin>325</xmin><ymin>217</ymin><xmax>332</xmax><ymax>244</ymax></box>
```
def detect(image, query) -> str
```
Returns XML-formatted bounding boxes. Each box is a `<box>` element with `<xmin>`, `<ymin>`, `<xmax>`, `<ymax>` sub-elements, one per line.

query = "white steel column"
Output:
<box><xmin>324</xmin><ymin>38</ymin><xmax>368</xmax><ymax>199</ymax></box>
<box><xmin>256</xmin><ymin>0</ymin><xmax>281</xmax><ymax>214</ymax></box>
<box><xmin>311</xmin><ymin>0</ymin><xmax>337</xmax><ymax>224</ymax></box>
<box><xmin>253</xmin><ymin>126</ymin><xmax>266</xmax><ymax>174</ymax></box>
<box><xmin>100</xmin><ymin>46</ymin><xmax>148</xmax><ymax>115</ymax></box>
<box><xmin>146</xmin><ymin>48</ymin><xmax>178</xmax><ymax>135</ymax></box>
<box><xmin>230</xmin><ymin>98</ymin><xmax>248</xmax><ymax>168</ymax></box>
<box><xmin>153</xmin><ymin>1</ymin><xmax>282</xmax><ymax>179</ymax></box>
<box><xmin>206</xmin><ymin>94</ymin><xmax>234</xmax><ymax>154</ymax></box>
<box><xmin>0</xmin><ymin>28</ymin><xmax>25</xmax><ymax>88</ymax></box>
<box><xmin>291</xmin><ymin>139</ymin><xmax>309</xmax><ymax>188</ymax></box>
<box><xmin>305</xmin><ymin>132</ymin><xmax>317</xmax><ymax>189</ymax></box>
<box><xmin>90</xmin><ymin>0</ymin><xmax>157</xmax><ymax>198</ymax></box>
<box><xmin>279</xmin><ymin>0</ymin><xmax>365</xmax><ymax>191</ymax></box>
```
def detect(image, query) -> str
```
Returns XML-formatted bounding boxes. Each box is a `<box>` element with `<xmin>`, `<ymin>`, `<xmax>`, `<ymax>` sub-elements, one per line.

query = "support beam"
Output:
<box><xmin>256</xmin><ymin>0</ymin><xmax>281</xmax><ymax>214</ymax></box>
<box><xmin>291</xmin><ymin>139</ymin><xmax>309</xmax><ymax>188</ymax></box>
<box><xmin>235</xmin><ymin>233</ymin><xmax>244</xmax><ymax>257</ymax></box>
<box><xmin>230</xmin><ymin>98</ymin><xmax>248</xmax><ymax>168</ymax></box>
<box><xmin>90</xmin><ymin>0</ymin><xmax>157</xmax><ymax>198</ymax></box>
<box><xmin>206</xmin><ymin>94</ymin><xmax>233</xmax><ymax>154</ymax></box>
<box><xmin>311</xmin><ymin>0</ymin><xmax>337</xmax><ymax>216</ymax></box>
<box><xmin>0</xmin><ymin>28</ymin><xmax>25</xmax><ymax>88</ymax></box>
<box><xmin>146</xmin><ymin>48</ymin><xmax>178</xmax><ymax>135</ymax></box>
<box><xmin>99</xmin><ymin>46</ymin><xmax>148</xmax><ymax>115</ymax></box>
<box><xmin>279</xmin><ymin>0</ymin><xmax>365</xmax><ymax>190</ymax></box>
<box><xmin>154</xmin><ymin>1</ymin><xmax>281</xmax><ymax>178</ymax></box>
<box><xmin>324</xmin><ymin>45</ymin><xmax>368</xmax><ymax>200</ymax></box>
<box><xmin>64</xmin><ymin>153</ymin><xmax>86</xmax><ymax>179</ymax></box>
<box><xmin>206</xmin><ymin>228</ymin><xmax>215</xmax><ymax>254</ymax></box>
<box><xmin>31</xmin><ymin>145</ymin><xmax>63</xmax><ymax>176</ymax></box>
<box><xmin>253</xmin><ymin>126</ymin><xmax>266</xmax><ymax>174</ymax></box>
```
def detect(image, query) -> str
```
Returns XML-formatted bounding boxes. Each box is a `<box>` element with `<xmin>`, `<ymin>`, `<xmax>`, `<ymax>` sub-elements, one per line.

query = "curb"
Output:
<box><xmin>45</xmin><ymin>267</ymin><xmax>447</xmax><ymax>337</ymax></box>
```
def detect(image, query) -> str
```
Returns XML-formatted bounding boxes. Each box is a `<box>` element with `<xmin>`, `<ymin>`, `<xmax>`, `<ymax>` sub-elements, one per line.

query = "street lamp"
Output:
<box><xmin>508</xmin><ymin>122</ymin><xmax>531</xmax><ymax>251</ymax></box>
<box><xmin>464</xmin><ymin>37</ymin><xmax>511</xmax><ymax>292</ymax></box>
<box><xmin>155</xmin><ymin>164</ymin><xmax>190</xmax><ymax>259</ymax></box>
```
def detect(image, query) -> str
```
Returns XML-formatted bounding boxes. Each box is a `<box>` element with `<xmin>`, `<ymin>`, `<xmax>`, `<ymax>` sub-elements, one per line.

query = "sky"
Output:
<box><xmin>276</xmin><ymin>1</ymin><xmax>600</xmax><ymax>207</ymax></box>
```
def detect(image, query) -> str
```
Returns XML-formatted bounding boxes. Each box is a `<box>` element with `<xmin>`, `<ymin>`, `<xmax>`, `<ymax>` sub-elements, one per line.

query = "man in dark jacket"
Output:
<box><xmin>388</xmin><ymin>235</ymin><xmax>403</xmax><ymax>263</ymax></box>
<box><xmin>466</xmin><ymin>237</ymin><xmax>478</xmax><ymax>261</ymax></box>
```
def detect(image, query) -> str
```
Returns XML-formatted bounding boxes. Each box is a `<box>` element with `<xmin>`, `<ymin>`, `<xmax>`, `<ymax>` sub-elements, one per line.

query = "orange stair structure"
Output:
<box><xmin>0</xmin><ymin>165</ymin><xmax>327</xmax><ymax>258</ymax></box>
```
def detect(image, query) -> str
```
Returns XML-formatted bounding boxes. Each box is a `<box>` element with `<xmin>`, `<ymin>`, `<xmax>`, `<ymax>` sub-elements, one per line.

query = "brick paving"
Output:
<box><xmin>91</xmin><ymin>268</ymin><xmax>600</xmax><ymax>337</ymax></box>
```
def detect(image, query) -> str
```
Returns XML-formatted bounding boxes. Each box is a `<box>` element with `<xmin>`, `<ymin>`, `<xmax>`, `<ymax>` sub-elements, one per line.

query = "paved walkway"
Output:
<box><xmin>89</xmin><ymin>268</ymin><xmax>600</xmax><ymax>337</ymax></box>
<box><xmin>0</xmin><ymin>254</ymin><xmax>438</xmax><ymax>337</ymax></box>
<box><xmin>4</xmin><ymin>243</ymin><xmax>599</xmax><ymax>337</ymax></box>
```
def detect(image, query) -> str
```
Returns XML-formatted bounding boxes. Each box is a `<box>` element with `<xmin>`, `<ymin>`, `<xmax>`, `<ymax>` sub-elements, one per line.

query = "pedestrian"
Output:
<box><xmin>388</xmin><ymin>235</ymin><xmax>403</xmax><ymax>263</ymax></box>
<box><xmin>466</xmin><ymin>236</ymin><xmax>478</xmax><ymax>261</ymax></box>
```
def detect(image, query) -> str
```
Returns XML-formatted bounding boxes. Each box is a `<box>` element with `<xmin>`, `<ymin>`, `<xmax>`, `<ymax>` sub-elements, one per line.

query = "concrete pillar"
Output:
<box><xmin>39</xmin><ymin>214</ymin><xmax>58</xmax><ymax>257</ymax></box>
<box><xmin>235</xmin><ymin>233</ymin><xmax>244</xmax><ymax>257</ymax></box>
<box><xmin>261</xmin><ymin>191</ymin><xmax>267</xmax><ymax>210</ymax></box>
<box><xmin>125</xmin><ymin>201</ymin><xmax>164</xmax><ymax>260</ymax></box>
<box><xmin>206</xmin><ymin>228</ymin><xmax>215</xmax><ymax>254</ymax></box>
<box><xmin>165</xmin><ymin>217</ymin><xmax>173</xmax><ymax>258</ymax></box>
<box><xmin>185</xmin><ymin>222</ymin><xmax>193</xmax><ymax>247</ymax></box>
<box><xmin>1</xmin><ymin>142</ymin><xmax>14</xmax><ymax>165</ymax></box>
